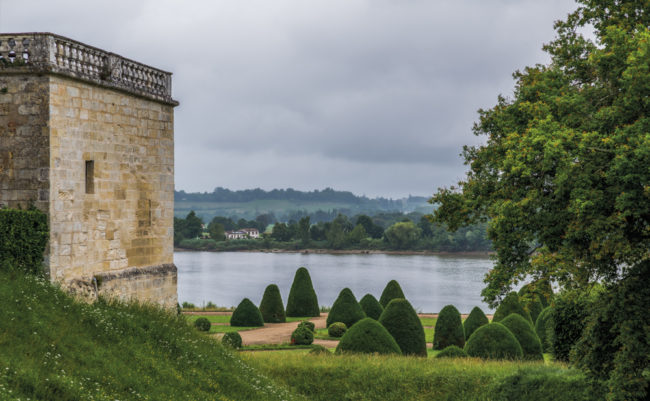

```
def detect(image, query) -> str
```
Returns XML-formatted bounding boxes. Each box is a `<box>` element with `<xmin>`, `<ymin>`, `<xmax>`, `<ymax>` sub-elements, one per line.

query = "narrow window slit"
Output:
<box><xmin>85</xmin><ymin>160</ymin><xmax>94</xmax><ymax>194</ymax></box>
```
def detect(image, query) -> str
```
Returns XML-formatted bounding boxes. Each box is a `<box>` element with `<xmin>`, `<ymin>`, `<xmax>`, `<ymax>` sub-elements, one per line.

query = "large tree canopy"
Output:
<box><xmin>431</xmin><ymin>0</ymin><xmax>649</xmax><ymax>306</ymax></box>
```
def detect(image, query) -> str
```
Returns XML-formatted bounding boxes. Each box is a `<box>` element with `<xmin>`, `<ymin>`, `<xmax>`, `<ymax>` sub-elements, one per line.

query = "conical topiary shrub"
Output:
<box><xmin>230</xmin><ymin>298</ymin><xmax>264</xmax><ymax>327</ymax></box>
<box><xmin>259</xmin><ymin>284</ymin><xmax>286</xmax><ymax>323</ymax></box>
<box><xmin>501</xmin><ymin>313</ymin><xmax>543</xmax><ymax>360</ymax></box>
<box><xmin>285</xmin><ymin>267</ymin><xmax>320</xmax><ymax>317</ymax></box>
<box><xmin>463</xmin><ymin>306</ymin><xmax>489</xmax><ymax>340</ymax></box>
<box><xmin>492</xmin><ymin>292</ymin><xmax>532</xmax><ymax>323</ymax></box>
<box><xmin>519</xmin><ymin>280</ymin><xmax>553</xmax><ymax>308</ymax></box>
<box><xmin>433</xmin><ymin>305</ymin><xmax>465</xmax><ymax>350</ymax></box>
<box><xmin>436</xmin><ymin>345</ymin><xmax>468</xmax><ymax>359</ymax></box>
<box><xmin>326</xmin><ymin>288</ymin><xmax>366</xmax><ymax>328</ymax></box>
<box><xmin>464</xmin><ymin>323</ymin><xmax>523</xmax><ymax>360</ymax></box>
<box><xmin>535</xmin><ymin>306</ymin><xmax>553</xmax><ymax>352</ymax></box>
<box><xmin>378</xmin><ymin>298</ymin><xmax>426</xmax><ymax>357</ymax></box>
<box><xmin>359</xmin><ymin>293</ymin><xmax>384</xmax><ymax>320</ymax></box>
<box><xmin>523</xmin><ymin>294</ymin><xmax>544</xmax><ymax>324</ymax></box>
<box><xmin>336</xmin><ymin>318</ymin><xmax>402</xmax><ymax>355</ymax></box>
<box><xmin>379</xmin><ymin>280</ymin><xmax>406</xmax><ymax>308</ymax></box>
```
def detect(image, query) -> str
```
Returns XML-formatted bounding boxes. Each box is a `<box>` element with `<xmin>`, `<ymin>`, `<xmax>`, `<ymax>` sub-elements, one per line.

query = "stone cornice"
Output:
<box><xmin>0</xmin><ymin>32</ymin><xmax>178</xmax><ymax>106</ymax></box>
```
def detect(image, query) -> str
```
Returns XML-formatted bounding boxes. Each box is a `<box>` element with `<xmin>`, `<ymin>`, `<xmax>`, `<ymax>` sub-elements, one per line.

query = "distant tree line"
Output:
<box><xmin>175</xmin><ymin>187</ymin><xmax>428</xmax><ymax>211</ymax></box>
<box><xmin>174</xmin><ymin>210</ymin><xmax>492</xmax><ymax>253</ymax></box>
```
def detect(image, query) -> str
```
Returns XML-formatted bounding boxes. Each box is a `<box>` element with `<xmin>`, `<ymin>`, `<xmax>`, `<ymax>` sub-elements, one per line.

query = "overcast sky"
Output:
<box><xmin>2</xmin><ymin>0</ymin><xmax>577</xmax><ymax>198</ymax></box>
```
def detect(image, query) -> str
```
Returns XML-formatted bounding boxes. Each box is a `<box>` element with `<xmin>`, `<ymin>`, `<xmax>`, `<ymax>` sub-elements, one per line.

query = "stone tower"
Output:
<box><xmin>0</xmin><ymin>33</ymin><xmax>178</xmax><ymax>307</ymax></box>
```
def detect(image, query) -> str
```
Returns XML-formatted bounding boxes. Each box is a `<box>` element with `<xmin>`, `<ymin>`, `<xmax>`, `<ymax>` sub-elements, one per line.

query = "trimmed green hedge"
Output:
<box><xmin>231</xmin><ymin>298</ymin><xmax>264</xmax><ymax>327</ymax></box>
<box><xmin>379</xmin><ymin>280</ymin><xmax>405</xmax><ymax>308</ymax></box>
<box><xmin>326</xmin><ymin>288</ymin><xmax>366</xmax><ymax>328</ymax></box>
<box><xmin>464</xmin><ymin>323</ymin><xmax>523</xmax><ymax>360</ymax></box>
<box><xmin>0</xmin><ymin>208</ymin><xmax>48</xmax><ymax>274</ymax></box>
<box><xmin>222</xmin><ymin>332</ymin><xmax>242</xmax><ymax>348</ymax></box>
<box><xmin>359</xmin><ymin>293</ymin><xmax>383</xmax><ymax>320</ymax></box>
<box><xmin>435</xmin><ymin>345</ymin><xmax>468</xmax><ymax>359</ymax></box>
<box><xmin>493</xmin><ymin>292</ymin><xmax>532</xmax><ymax>324</ymax></box>
<box><xmin>194</xmin><ymin>317</ymin><xmax>211</xmax><ymax>332</ymax></box>
<box><xmin>286</xmin><ymin>267</ymin><xmax>320</xmax><ymax>317</ymax></box>
<box><xmin>327</xmin><ymin>322</ymin><xmax>347</xmax><ymax>338</ymax></box>
<box><xmin>501</xmin><ymin>314</ymin><xmax>543</xmax><ymax>361</ymax></box>
<box><xmin>259</xmin><ymin>284</ymin><xmax>286</xmax><ymax>323</ymax></box>
<box><xmin>336</xmin><ymin>318</ymin><xmax>401</xmax><ymax>355</ymax></box>
<box><xmin>291</xmin><ymin>325</ymin><xmax>314</xmax><ymax>345</ymax></box>
<box><xmin>433</xmin><ymin>305</ymin><xmax>465</xmax><ymax>350</ymax></box>
<box><xmin>463</xmin><ymin>306</ymin><xmax>489</xmax><ymax>341</ymax></box>
<box><xmin>378</xmin><ymin>298</ymin><xmax>426</xmax><ymax>357</ymax></box>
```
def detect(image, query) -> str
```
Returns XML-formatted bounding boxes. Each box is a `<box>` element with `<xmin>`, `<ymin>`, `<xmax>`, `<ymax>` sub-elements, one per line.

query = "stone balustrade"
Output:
<box><xmin>0</xmin><ymin>32</ymin><xmax>176</xmax><ymax>105</ymax></box>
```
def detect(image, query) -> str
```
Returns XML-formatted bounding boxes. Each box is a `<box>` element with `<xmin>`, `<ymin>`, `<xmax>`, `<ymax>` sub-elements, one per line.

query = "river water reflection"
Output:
<box><xmin>175</xmin><ymin>251</ymin><xmax>494</xmax><ymax>313</ymax></box>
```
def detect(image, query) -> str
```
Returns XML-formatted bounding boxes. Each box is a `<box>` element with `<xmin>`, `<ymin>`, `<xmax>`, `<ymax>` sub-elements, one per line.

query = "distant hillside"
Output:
<box><xmin>175</xmin><ymin>187</ymin><xmax>431</xmax><ymax>221</ymax></box>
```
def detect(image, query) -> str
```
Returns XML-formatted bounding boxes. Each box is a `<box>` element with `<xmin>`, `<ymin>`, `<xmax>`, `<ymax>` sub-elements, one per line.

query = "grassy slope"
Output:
<box><xmin>0</xmin><ymin>271</ymin><xmax>302</xmax><ymax>401</ymax></box>
<box><xmin>244</xmin><ymin>351</ymin><xmax>598</xmax><ymax>401</ymax></box>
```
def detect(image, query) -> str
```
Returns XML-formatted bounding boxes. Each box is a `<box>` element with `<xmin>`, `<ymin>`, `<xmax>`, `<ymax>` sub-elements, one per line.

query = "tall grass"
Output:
<box><xmin>243</xmin><ymin>351</ymin><xmax>599</xmax><ymax>401</ymax></box>
<box><xmin>0</xmin><ymin>270</ymin><xmax>301</xmax><ymax>400</ymax></box>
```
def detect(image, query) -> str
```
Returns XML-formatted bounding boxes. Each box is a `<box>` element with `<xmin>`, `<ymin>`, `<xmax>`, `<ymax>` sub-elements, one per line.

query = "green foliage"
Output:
<box><xmin>308</xmin><ymin>345</ymin><xmax>331</xmax><ymax>355</ymax></box>
<box><xmin>464</xmin><ymin>323</ymin><xmax>523</xmax><ymax>360</ymax></box>
<box><xmin>523</xmin><ymin>294</ymin><xmax>544</xmax><ymax>325</ymax></box>
<box><xmin>378</xmin><ymin>298</ymin><xmax>426</xmax><ymax>357</ymax></box>
<box><xmin>501</xmin><ymin>314</ymin><xmax>543</xmax><ymax>361</ymax></box>
<box><xmin>222</xmin><ymin>332</ymin><xmax>242</xmax><ymax>349</ymax></box>
<box><xmin>463</xmin><ymin>306</ymin><xmax>489</xmax><ymax>340</ymax></box>
<box><xmin>181</xmin><ymin>301</ymin><xmax>196</xmax><ymax>309</ymax></box>
<box><xmin>535</xmin><ymin>306</ymin><xmax>554</xmax><ymax>353</ymax></box>
<box><xmin>230</xmin><ymin>298</ymin><xmax>264</xmax><ymax>327</ymax></box>
<box><xmin>336</xmin><ymin>318</ymin><xmax>401</xmax><ymax>355</ymax></box>
<box><xmin>326</xmin><ymin>288</ymin><xmax>366</xmax><ymax>328</ymax></box>
<box><xmin>298</xmin><ymin>321</ymin><xmax>315</xmax><ymax>332</ymax></box>
<box><xmin>359</xmin><ymin>293</ymin><xmax>383</xmax><ymax>320</ymax></box>
<box><xmin>259</xmin><ymin>284</ymin><xmax>286</xmax><ymax>323</ymax></box>
<box><xmin>286</xmin><ymin>267</ymin><xmax>320</xmax><ymax>317</ymax></box>
<box><xmin>573</xmin><ymin>261</ymin><xmax>650</xmax><ymax>401</ymax></box>
<box><xmin>174</xmin><ymin>210</ymin><xmax>204</xmax><ymax>245</ymax></box>
<box><xmin>435</xmin><ymin>345</ymin><xmax>468</xmax><ymax>359</ymax></box>
<box><xmin>549</xmin><ymin>290</ymin><xmax>594</xmax><ymax>362</ymax></box>
<box><xmin>327</xmin><ymin>322</ymin><xmax>347</xmax><ymax>338</ymax></box>
<box><xmin>492</xmin><ymin>292</ymin><xmax>532</xmax><ymax>324</ymax></box>
<box><xmin>0</xmin><ymin>271</ymin><xmax>297</xmax><ymax>400</ymax></box>
<box><xmin>0</xmin><ymin>208</ymin><xmax>48</xmax><ymax>274</ymax></box>
<box><xmin>383</xmin><ymin>221</ymin><xmax>421</xmax><ymax>250</ymax></box>
<box><xmin>193</xmin><ymin>317</ymin><xmax>211</xmax><ymax>332</ymax></box>
<box><xmin>431</xmin><ymin>0</ymin><xmax>650</xmax><ymax>308</ymax></box>
<box><xmin>433</xmin><ymin>305</ymin><xmax>465</xmax><ymax>350</ymax></box>
<box><xmin>291</xmin><ymin>325</ymin><xmax>314</xmax><ymax>345</ymax></box>
<box><xmin>379</xmin><ymin>280</ymin><xmax>406</xmax><ymax>308</ymax></box>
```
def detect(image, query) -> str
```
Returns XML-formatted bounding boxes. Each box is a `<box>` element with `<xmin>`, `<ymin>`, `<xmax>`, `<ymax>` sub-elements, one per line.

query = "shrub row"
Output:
<box><xmin>0</xmin><ymin>208</ymin><xmax>48</xmax><ymax>274</ymax></box>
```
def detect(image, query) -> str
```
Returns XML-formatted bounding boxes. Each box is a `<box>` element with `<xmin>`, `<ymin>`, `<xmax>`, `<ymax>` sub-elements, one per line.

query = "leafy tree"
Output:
<box><xmin>355</xmin><ymin>215</ymin><xmax>384</xmax><ymax>239</ymax></box>
<box><xmin>325</xmin><ymin>219</ymin><xmax>346</xmax><ymax>249</ymax></box>
<box><xmin>297</xmin><ymin>216</ymin><xmax>311</xmax><ymax>246</ymax></box>
<box><xmin>207</xmin><ymin>221</ymin><xmax>225</xmax><ymax>241</ymax></box>
<box><xmin>384</xmin><ymin>221</ymin><xmax>421</xmax><ymax>250</ymax></box>
<box><xmin>346</xmin><ymin>224</ymin><xmax>367</xmax><ymax>246</ymax></box>
<box><xmin>271</xmin><ymin>223</ymin><xmax>292</xmax><ymax>242</ymax></box>
<box><xmin>182</xmin><ymin>211</ymin><xmax>203</xmax><ymax>239</ymax></box>
<box><xmin>430</xmin><ymin>0</ymin><xmax>650</xmax><ymax>307</ymax></box>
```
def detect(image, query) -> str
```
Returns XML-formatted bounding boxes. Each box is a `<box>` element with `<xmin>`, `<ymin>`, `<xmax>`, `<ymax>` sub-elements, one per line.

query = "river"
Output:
<box><xmin>175</xmin><ymin>251</ymin><xmax>495</xmax><ymax>313</ymax></box>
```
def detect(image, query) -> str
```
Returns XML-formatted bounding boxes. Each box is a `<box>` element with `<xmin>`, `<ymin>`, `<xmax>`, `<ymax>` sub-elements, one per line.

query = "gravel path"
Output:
<box><xmin>238</xmin><ymin>314</ymin><xmax>328</xmax><ymax>346</ymax></box>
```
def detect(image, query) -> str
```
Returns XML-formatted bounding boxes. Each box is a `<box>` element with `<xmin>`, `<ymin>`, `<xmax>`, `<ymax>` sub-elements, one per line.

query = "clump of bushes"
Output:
<box><xmin>492</xmin><ymin>292</ymin><xmax>532</xmax><ymax>323</ymax></box>
<box><xmin>328</xmin><ymin>322</ymin><xmax>347</xmax><ymax>338</ymax></box>
<box><xmin>194</xmin><ymin>317</ymin><xmax>211</xmax><ymax>332</ymax></box>
<box><xmin>298</xmin><ymin>320</ymin><xmax>315</xmax><ymax>332</ymax></box>
<box><xmin>433</xmin><ymin>305</ymin><xmax>465</xmax><ymax>350</ymax></box>
<box><xmin>464</xmin><ymin>323</ymin><xmax>523</xmax><ymax>360</ymax></box>
<box><xmin>463</xmin><ymin>306</ymin><xmax>489</xmax><ymax>340</ymax></box>
<box><xmin>286</xmin><ymin>267</ymin><xmax>320</xmax><ymax>317</ymax></box>
<box><xmin>259</xmin><ymin>284</ymin><xmax>286</xmax><ymax>323</ymax></box>
<box><xmin>500</xmin><ymin>314</ymin><xmax>543</xmax><ymax>360</ymax></box>
<box><xmin>519</xmin><ymin>280</ymin><xmax>554</xmax><ymax>308</ymax></box>
<box><xmin>336</xmin><ymin>318</ymin><xmax>401</xmax><ymax>355</ymax></box>
<box><xmin>222</xmin><ymin>332</ymin><xmax>242</xmax><ymax>349</ymax></box>
<box><xmin>309</xmin><ymin>345</ymin><xmax>331</xmax><ymax>355</ymax></box>
<box><xmin>523</xmin><ymin>294</ymin><xmax>544</xmax><ymax>323</ymax></box>
<box><xmin>548</xmin><ymin>290</ymin><xmax>594</xmax><ymax>362</ymax></box>
<box><xmin>535</xmin><ymin>306</ymin><xmax>553</xmax><ymax>352</ymax></box>
<box><xmin>379</xmin><ymin>280</ymin><xmax>406</xmax><ymax>308</ymax></box>
<box><xmin>230</xmin><ymin>298</ymin><xmax>264</xmax><ymax>327</ymax></box>
<box><xmin>291</xmin><ymin>325</ymin><xmax>314</xmax><ymax>345</ymax></box>
<box><xmin>0</xmin><ymin>208</ymin><xmax>48</xmax><ymax>274</ymax></box>
<box><xmin>378</xmin><ymin>298</ymin><xmax>426</xmax><ymax>357</ymax></box>
<box><xmin>436</xmin><ymin>345</ymin><xmax>468</xmax><ymax>359</ymax></box>
<box><xmin>326</xmin><ymin>288</ymin><xmax>366</xmax><ymax>328</ymax></box>
<box><xmin>359</xmin><ymin>293</ymin><xmax>383</xmax><ymax>320</ymax></box>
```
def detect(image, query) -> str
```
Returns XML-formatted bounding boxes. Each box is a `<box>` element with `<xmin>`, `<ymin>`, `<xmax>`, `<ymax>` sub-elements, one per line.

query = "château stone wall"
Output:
<box><xmin>0</xmin><ymin>33</ymin><xmax>178</xmax><ymax>308</ymax></box>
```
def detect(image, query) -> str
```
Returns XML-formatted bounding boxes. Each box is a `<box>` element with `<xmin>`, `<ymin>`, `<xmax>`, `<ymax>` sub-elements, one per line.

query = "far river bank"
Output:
<box><xmin>175</xmin><ymin>247</ymin><xmax>492</xmax><ymax>257</ymax></box>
